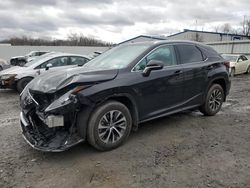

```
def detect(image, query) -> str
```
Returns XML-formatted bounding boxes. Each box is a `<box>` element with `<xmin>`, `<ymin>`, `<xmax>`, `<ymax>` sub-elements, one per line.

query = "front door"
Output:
<box><xmin>131</xmin><ymin>45</ymin><xmax>184</xmax><ymax>121</ymax></box>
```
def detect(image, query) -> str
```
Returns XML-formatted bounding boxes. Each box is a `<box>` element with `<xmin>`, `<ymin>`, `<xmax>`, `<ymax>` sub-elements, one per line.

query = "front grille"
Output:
<box><xmin>29</xmin><ymin>91</ymin><xmax>56</xmax><ymax>110</ymax></box>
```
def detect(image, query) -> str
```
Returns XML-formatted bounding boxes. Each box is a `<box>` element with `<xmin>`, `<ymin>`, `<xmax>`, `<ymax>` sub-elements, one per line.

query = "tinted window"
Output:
<box><xmin>242</xmin><ymin>55</ymin><xmax>248</xmax><ymax>61</ymax></box>
<box><xmin>69</xmin><ymin>56</ymin><xmax>88</xmax><ymax>66</ymax></box>
<box><xmin>177</xmin><ymin>44</ymin><xmax>203</xmax><ymax>64</ymax></box>
<box><xmin>134</xmin><ymin>45</ymin><xmax>177</xmax><ymax>71</ymax></box>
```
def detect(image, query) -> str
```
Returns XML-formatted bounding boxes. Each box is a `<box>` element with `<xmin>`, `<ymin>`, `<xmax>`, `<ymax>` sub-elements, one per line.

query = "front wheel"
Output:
<box><xmin>16</xmin><ymin>77</ymin><xmax>33</xmax><ymax>93</ymax></box>
<box><xmin>86</xmin><ymin>101</ymin><xmax>132</xmax><ymax>151</ymax></box>
<box><xmin>246</xmin><ymin>66</ymin><xmax>250</xmax><ymax>74</ymax></box>
<box><xmin>200</xmin><ymin>84</ymin><xmax>225</xmax><ymax>116</ymax></box>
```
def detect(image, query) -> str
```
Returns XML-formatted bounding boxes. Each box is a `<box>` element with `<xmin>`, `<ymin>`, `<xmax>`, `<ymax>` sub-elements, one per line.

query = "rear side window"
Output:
<box><xmin>176</xmin><ymin>44</ymin><xmax>203</xmax><ymax>64</ymax></box>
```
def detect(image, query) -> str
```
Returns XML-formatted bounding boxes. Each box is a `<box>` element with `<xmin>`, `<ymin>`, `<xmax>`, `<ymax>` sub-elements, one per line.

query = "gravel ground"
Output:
<box><xmin>0</xmin><ymin>75</ymin><xmax>250</xmax><ymax>188</ymax></box>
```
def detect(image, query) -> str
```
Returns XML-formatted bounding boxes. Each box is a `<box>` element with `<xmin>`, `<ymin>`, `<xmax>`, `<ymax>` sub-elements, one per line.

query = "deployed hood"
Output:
<box><xmin>28</xmin><ymin>67</ymin><xmax>119</xmax><ymax>93</ymax></box>
<box><xmin>0</xmin><ymin>66</ymin><xmax>26</xmax><ymax>75</ymax></box>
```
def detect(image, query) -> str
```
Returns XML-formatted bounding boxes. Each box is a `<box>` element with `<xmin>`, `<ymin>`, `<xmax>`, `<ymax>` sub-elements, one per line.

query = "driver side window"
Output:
<box><xmin>134</xmin><ymin>45</ymin><xmax>177</xmax><ymax>71</ymax></box>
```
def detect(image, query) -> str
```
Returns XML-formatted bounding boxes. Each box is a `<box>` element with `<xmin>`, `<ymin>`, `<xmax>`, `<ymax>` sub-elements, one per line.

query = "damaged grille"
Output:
<box><xmin>29</xmin><ymin>90</ymin><xmax>57</xmax><ymax>110</ymax></box>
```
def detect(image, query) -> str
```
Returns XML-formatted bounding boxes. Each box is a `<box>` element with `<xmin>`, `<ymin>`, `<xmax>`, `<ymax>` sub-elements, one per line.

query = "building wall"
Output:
<box><xmin>167</xmin><ymin>31</ymin><xmax>249</xmax><ymax>42</ymax></box>
<box><xmin>0</xmin><ymin>46</ymin><xmax>109</xmax><ymax>61</ymax></box>
<box><xmin>207</xmin><ymin>40</ymin><xmax>250</xmax><ymax>54</ymax></box>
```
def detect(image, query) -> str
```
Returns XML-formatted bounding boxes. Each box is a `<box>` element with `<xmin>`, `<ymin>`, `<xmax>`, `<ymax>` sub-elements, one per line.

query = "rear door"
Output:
<box><xmin>175</xmin><ymin>44</ymin><xmax>207</xmax><ymax>107</ymax></box>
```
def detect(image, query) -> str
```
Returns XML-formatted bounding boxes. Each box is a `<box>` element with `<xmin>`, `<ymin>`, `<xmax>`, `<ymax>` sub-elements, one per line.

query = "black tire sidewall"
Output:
<box><xmin>16</xmin><ymin>78</ymin><xmax>32</xmax><ymax>93</ymax></box>
<box><xmin>87</xmin><ymin>101</ymin><xmax>132</xmax><ymax>151</ymax></box>
<box><xmin>204</xmin><ymin>84</ymin><xmax>224</xmax><ymax>116</ymax></box>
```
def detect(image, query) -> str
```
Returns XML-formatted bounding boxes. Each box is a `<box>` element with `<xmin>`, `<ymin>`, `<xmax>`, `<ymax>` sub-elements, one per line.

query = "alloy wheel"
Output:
<box><xmin>209</xmin><ymin>89</ymin><xmax>223</xmax><ymax>112</ymax></box>
<box><xmin>98</xmin><ymin>110</ymin><xmax>127</xmax><ymax>144</ymax></box>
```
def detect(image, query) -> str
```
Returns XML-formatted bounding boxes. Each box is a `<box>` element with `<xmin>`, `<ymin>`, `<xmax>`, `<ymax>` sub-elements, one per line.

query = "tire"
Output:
<box><xmin>199</xmin><ymin>84</ymin><xmax>225</xmax><ymax>116</ymax></box>
<box><xmin>16</xmin><ymin>77</ymin><xmax>33</xmax><ymax>93</ymax></box>
<box><xmin>246</xmin><ymin>66</ymin><xmax>250</xmax><ymax>74</ymax></box>
<box><xmin>230</xmin><ymin>68</ymin><xmax>235</xmax><ymax>77</ymax></box>
<box><xmin>86</xmin><ymin>101</ymin><xmax>132</xmax><ymax>151</ymax></box>
<box><xmin>19</xmin><ymin>60</ymin><xmax>26</xmax><ymax>67</ymax></box>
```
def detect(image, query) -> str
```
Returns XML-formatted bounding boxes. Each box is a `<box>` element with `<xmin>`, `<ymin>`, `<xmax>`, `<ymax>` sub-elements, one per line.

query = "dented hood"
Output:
<box><xmin>28</xmin><ymin>67</ymin><xmax>118</xmax><ymax>93</ymax></box>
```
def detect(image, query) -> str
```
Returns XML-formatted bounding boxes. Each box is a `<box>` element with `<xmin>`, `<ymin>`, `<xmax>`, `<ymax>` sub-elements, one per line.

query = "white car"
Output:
<box><xmin>222</xmin><ymin>54</ymin><xmax>250</xmax><ymax>76</ymax></box>
<box><xmin>0</xmin><ymin>59</ymin><xmax>11</xmax><ymax>71</ymax></box>
<box><xmin>0</xmin><ymin>52</ymin><xmax>90</xmax><ymax>92</ymax></box>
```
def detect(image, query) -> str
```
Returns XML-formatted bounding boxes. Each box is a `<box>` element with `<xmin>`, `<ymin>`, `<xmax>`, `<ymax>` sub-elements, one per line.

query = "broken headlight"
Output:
<box><xmin>44</xmin><ymin>85</ymin><xmax>91</xmax><ymax>113</ymax></box>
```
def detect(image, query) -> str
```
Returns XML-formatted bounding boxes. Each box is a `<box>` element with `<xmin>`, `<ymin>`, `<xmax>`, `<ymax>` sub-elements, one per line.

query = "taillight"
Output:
<box><xmin>223</xmin><ymin>61</ymin><xmax>230</xmax><ymax>69</ymax></box>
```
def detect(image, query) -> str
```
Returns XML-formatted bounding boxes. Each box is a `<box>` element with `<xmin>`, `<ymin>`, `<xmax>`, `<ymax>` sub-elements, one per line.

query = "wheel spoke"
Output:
<box><xmin>113</xmin><ymin>117</ymin><xmax>126</xmax><ymax>125</ymax></box>
<box><xmin>98</xmin><ymin>110</ymin><xmax>127</xmax><ymax>144</ymax></box>
<box><xmin>113</xmin><ymin>127</ymin><xmax>122</xmax><ymax>138</ymax></box>
<box><xmin>104</xmin><ymin>129</ymin><xmax>112</xmax><ymax>143</ymax></box>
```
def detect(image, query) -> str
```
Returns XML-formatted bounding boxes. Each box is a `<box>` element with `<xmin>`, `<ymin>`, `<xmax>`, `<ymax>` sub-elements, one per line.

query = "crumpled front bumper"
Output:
<box><xmin>20</xmin><ymin>111</ymin><xmax>84</xmax><ymax>152</ymax></box>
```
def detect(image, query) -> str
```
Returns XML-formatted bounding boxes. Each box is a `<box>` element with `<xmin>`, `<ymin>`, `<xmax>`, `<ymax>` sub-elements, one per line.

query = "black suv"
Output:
<box><xmin>20</xmin><ymin>41</ymin><xmax>230</xmax><ymax>152</ymax></box>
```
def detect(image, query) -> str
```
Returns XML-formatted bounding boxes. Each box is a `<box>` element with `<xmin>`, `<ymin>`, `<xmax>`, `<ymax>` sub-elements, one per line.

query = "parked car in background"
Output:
<box><xmin>222</xmin><ymin>54</ymin><xmax>250</xmax><ymax>76</ymax></box>
<box><xmin>10</xmin><ymin>51</ymin><xmax>49</xmax><ymax>66</ymax></box>
<box><xmin>0</xmin><ymin>58</ymin><xmax>11</xmax><ymax>71</ymax></box>
<box><xmin>19</xmin><ymin>40</ymin><xmax>230</xmax><ymax>152</ymax></box>
<box><xmin>0</xmin><ymin>52</ymin><xmax>90</xmax><ymax>92</ymax></box>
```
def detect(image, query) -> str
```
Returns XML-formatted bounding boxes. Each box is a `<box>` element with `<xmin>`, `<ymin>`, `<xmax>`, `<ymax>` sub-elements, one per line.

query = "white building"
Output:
<box><xmin>167</xmin><ymin>29</ymin><xmax>250</xmax><ymax>42</ymax></box>
<box><xmin>118</xmin><ymin>29</ymin><xmax>250</xmax><ymax>45</ymax></box>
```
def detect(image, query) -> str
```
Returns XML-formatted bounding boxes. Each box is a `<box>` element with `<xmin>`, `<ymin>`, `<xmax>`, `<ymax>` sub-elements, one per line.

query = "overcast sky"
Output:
<box><xmin>0</xmin><ymin>0</ymin><xmax>249</xmax><ymax>43</ymax></box>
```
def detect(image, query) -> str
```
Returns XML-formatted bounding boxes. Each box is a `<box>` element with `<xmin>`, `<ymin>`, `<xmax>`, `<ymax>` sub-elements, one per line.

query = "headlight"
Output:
<box><xmin>44</xmin><ymin>85</ymin><xmax>91</xmax><ymax>113</ymax></box>
<box><xmin>0</xmin><ymin>74</ymin><xmax>17</xmax><ymax>80</ymax></box>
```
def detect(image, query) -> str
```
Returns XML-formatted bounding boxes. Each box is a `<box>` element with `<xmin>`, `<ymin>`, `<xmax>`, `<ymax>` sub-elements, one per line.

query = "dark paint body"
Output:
<box><xmin>20</xmin><ymin>40</ymin><xmax>231</xmax><ymax>151</ymax></box>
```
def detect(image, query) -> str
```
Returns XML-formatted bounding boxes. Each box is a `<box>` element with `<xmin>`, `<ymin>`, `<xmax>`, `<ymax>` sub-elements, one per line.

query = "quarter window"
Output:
<box><xmin>177</xmin><ymin>44</ymin><xmax>203</xmax><ymax>64</ymax></box>
<box><xmin>134</xmin><ymin>45</ymin><xmax>177</xmax><ymax>71</ymax></box>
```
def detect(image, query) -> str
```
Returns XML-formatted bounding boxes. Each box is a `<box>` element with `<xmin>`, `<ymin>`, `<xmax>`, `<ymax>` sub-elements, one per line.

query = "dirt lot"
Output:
<box><xmin>0</xmin><ymin>75</ymin><xmax>250</xmax><ymax>188</ymax></box>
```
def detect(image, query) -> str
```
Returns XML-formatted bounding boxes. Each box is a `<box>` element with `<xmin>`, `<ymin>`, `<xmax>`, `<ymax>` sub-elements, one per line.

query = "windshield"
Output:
<box><xmin>83</xmin><ymin>44</ymin><xmax>150</xmax><ymax>71</ymax></box>
<box><xmin>222</xmin><ymin>54</ymin><xmax>238</xmax><ymax>62</ymax></box>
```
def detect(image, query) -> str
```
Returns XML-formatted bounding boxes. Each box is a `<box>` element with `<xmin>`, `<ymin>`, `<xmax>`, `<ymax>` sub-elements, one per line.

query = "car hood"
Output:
<box><xmin>28</xmin><ymin>68</ymin><xmax>119</xmax><ymax>93</ymax></box>
<box><xmin>0</xmin><ymin>66</ymin><xmax>27</xmax><ymax>76</ymax></box>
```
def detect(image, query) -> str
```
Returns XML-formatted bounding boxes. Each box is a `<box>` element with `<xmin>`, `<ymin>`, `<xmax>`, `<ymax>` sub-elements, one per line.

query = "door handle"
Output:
<box><xmin>174</xmin><ymin>70</ymin><xmax>183</xmax><ymax>75</ymax></box>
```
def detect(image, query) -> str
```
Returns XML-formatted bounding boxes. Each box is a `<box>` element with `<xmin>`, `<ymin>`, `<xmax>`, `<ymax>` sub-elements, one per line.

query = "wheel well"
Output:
<box><xmin>108</xmin><ymin>96</ymin><xmax>138</xmax><ymax>131</ymax></box>
<box><xmin>211</xmin><ymin>78</ymin><xmax>226</xmax><ymax>100</ymax></box>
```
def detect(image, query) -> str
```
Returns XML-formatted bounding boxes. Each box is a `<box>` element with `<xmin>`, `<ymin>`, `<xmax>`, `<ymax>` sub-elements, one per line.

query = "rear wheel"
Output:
<box><xmin>200</xmin><ymin>84</ymin><xmax>224</xmax><ymax>116</ymax></box>
<box><xmin>87</xmin><ymin>101</ymin><xmax>132</xmax><ymax>151</ymax></box>
<box><xmin>16</xmin><ymin>77</ymin><xmax>33</xmax><ymax>93</ymax></box>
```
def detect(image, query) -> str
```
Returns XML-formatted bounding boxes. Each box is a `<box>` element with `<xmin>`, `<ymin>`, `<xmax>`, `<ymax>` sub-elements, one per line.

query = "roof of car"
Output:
<box><xmin>44</xmin><ymin>52</ymin><xmax>90</xmax><ymax>59</ymax></box>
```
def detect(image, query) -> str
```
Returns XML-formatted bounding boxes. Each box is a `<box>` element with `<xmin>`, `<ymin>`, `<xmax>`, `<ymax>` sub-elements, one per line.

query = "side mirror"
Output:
<box><xmin>142</xmin><ymin>60</ymin><xmax>164</xmax><ymax>77</ymax></box>
<box><xmin>45</xmin><ymin>63</ymin><xmax>52</xmax><ymax>70</ymax></box>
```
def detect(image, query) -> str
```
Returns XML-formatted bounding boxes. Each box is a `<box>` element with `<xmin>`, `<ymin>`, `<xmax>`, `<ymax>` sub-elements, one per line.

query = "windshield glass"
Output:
<box><xmin>222</xmin><ymin>54</ymin><xmax>238</xmax><ymax>62</ymax></box>
<box><xmin>83</xmin><ymin>44</ymin><xmax>150</xmax><ymax>71</ymax></box>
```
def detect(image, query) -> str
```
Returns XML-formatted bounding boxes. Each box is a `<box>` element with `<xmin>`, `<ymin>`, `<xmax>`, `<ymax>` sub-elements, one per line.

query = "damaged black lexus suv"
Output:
<box><xmin>20</xmin><ymin>40</ymin><xmax>231</xmax><ymax>152</ymax></box>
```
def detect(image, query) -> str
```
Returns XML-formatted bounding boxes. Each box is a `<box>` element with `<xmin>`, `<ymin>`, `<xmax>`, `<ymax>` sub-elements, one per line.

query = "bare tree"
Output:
<box><xmin>221</xmin><ymin>23</ymin><xmax>232</xmax><ymax>33</ymax></box>
<box><xmin>242</xmin><ymin>16</ymin><xmax>250</xmax><ymax>36</ymax></box>
<box><xmin>0</xmin><ymin>33</ymin><xmax>113</xmax><ymax>46</ymax></box>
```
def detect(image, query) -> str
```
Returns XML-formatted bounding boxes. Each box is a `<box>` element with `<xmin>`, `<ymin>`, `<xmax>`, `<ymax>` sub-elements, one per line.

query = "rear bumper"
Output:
<box><xmin>20</xmin><ymin>111</ymin><xmax>84</xmax><ymax>152</ymax></box>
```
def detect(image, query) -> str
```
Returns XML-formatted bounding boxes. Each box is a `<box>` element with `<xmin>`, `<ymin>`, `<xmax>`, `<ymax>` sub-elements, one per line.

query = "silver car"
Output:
<box><xmin>0</xmin><ymin>58</ymin><xmax>11</xmax><ymax>71</ymax></box>
<box><xmin>0</xmin><ymin>52</ymin><xmax>90</xmax><ymax>92</ymax></box>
